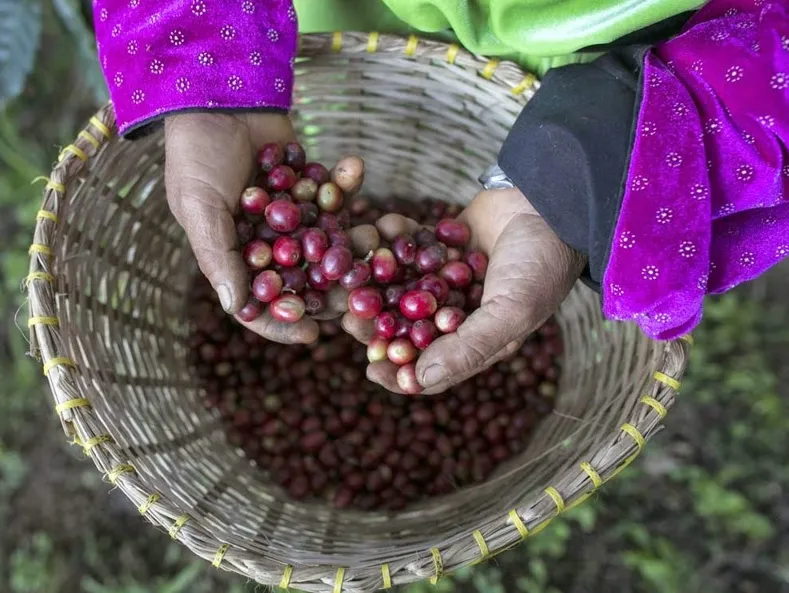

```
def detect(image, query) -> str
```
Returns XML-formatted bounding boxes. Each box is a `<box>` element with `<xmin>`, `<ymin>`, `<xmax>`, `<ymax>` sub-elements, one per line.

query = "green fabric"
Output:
<box><xmin>294</xmin><ymin>0</ymin><xmax>704</xmax><ymax>75</ymax></box>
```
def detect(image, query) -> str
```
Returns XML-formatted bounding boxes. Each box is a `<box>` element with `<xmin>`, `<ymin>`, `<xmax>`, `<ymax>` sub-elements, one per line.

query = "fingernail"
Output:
<box><xmin>422</xmin><ymin>364</ymin><xmax>447</xmax><ymax>388</ymax></box>
<box><xmin>216</xmin><ymin>284</ymin><xmax>232</xmax><ymax>312</ymax></box>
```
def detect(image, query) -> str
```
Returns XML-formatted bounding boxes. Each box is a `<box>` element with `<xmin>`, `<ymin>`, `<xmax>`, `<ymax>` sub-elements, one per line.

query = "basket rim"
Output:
<box><xmin>26</xmin><ymin>31</ymin><xmax>692</xmax><ymax>593</ymax></box>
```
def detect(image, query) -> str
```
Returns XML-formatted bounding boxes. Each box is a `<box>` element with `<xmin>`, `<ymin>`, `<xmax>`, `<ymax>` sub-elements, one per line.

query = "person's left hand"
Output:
<box><xmin>343</xmin><ymin>188</ymin><xmax>586</xmax><ymax>394</ymax></box>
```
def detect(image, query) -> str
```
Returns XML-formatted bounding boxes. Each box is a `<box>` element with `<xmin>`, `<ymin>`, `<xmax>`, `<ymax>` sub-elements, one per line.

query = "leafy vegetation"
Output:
<box><xmin>2</xmin><ymin>8</ymin><xmax>789</xmax><ymax>593</ymax></box>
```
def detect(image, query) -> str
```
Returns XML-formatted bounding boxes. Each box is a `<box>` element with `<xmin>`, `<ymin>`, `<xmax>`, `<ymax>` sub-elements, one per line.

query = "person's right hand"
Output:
<box><xmin>165</xmin><ymin>112</ymin><xmax>362</xmax><ymax>344</ymax></box>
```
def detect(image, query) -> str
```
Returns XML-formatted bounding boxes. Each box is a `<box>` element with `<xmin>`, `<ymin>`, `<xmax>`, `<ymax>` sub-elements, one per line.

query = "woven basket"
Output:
<box><xmin>27</xmin><ymin>33</ymin><xmax>690</xmax><ymax>593</ymax></box>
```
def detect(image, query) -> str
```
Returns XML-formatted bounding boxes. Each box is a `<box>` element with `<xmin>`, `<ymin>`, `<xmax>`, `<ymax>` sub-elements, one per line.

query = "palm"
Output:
<box><xmin>349</xmin><ymin>189</ymin><xmax>585</xmax><ymax>394</ymax></box>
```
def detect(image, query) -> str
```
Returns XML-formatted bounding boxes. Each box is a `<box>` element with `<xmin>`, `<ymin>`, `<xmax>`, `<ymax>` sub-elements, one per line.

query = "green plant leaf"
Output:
<box><xmin>0</xmin><ymin>0</ymin><xmax>42</xmax><ymax>107</ymax></box>
<box><xmin>50</xmin><ymin>0</ymin><xmax>108</xmax><ymax>106</ymax></box>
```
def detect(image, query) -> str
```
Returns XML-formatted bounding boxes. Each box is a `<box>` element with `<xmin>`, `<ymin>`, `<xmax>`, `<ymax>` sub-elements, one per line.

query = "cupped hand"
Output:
<box><xmin>344</xmin><ymin>188</ymin><xmax>586</xmax><ymax>394</ymax></box>
<box><xmin>164</xmin><ymin>112</ymin><xmax>363</xmax><ymax>344</ymax></box>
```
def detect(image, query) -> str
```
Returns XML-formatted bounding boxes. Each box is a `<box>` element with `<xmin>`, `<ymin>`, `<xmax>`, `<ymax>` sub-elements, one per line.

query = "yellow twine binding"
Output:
<box><xmin>511</xmin><ymin>73</ymin><xmax>536</xmax><ymax>95</ymax></box>
<box><xmin>89</xmin><ymin>116</ymin><xmax>112</xmax><ymax>138</ymax></box>
<box><xmin>621</xmin><ymin>423</ymin><xmax>646</xmax><ymax>449</ymax></box>
<box><xmin>55</xmin><ymin>397</ymin><xmax>89</xmax><ymax>414</ymax></box>
<box><xmin>138</xmin><ymin>493</ymin><xmax>160</xmax><ymax>514</ymax></box>
<box><xmin>58</xmin><ymin>144</ymin><xmax>88</xmax><ymax>162</ymax></box>
<box><xmin>46</xmin><ymin>180</ymin><xmax>66</xmax><ymax>192</ymax></box>
<box><xmin>654</xmin><ymin>371</ymin><xmax>680</xmax><ymax>390</ymax></box>
<box><xmin>280</xmin><ymin>564</ymin><xmax>293</xmax><ymax>589</ymax></box>
<box><xmin>333</xmin><ymin>567</ymin><xmax>346</xmax><ymax>593</ymax></box>
<box><xmin>580</xmin><ymin>461</ymin><xmax>603</xmax><ymax>488</ymax></box>
<box><xmin>28</xmin><ymin>316</ymin><xmax>58</xmax><ymax>327</ymax></box>
<box><xmin>26</xmin><ymin>272</ymin><xmax>55</xmax><ymax>284</ymax></box>
<box><xmin>83</xmin><ymin>434</ymin><xmax>112</xmax><ymax>453</ymax></box>
<box><xmin>29</xmin><ymin>243</ymin><xmax>53</xmax><ymax>256</ymax></box>
<box><xmin>367</xmin><ymin>32</ymin><xmax>379</xmax><ymax>53</ymax></box>
<box><xmin>331</xmin><ymin>32</ymin><xmax>342</xmax><ymax>52</ymax></box>
<box><xmin>381</xmin><ymin>564</ymin><xmax>392</xmax><ymax>589</ymax></box>
<box><xmin>405</xmin><ymin>34</ymin><xmax>418</xmax><ymax>56</ymax></box>
<box><xmin>640</xmin><ymin>395</ymin><xmax>667</xmax><ymax>418</ymax></box>
<box><xmin>544</xmin><ymin>486</ymin><xmax>565</xmax><ymax>513</ymax></box>
<box><xmin>508</xmin><ymin>509</ymin><xmax>529</xmax><ymax>539</ymax></box>
<box><xmin>680</xmin><ymin>334</ymin><xmax>694</xmax><ymax>346</ymax></box>
<box><xmin>472</xmin><ymin>530</ymin><xmax>489</xmax><ymax>561</ymax></box>
<box><xmin>446</xmin><ymin>43</ymin><xmax>459</xmax><ymax>64</ymax></box>
<box><xmin>44</xmin><ymin>357</ymin><xmax>76</xmax><ymax>376</ymax></box>
<box><xmin>36</xmin><ymin>210</ymin><xmax>58</xmax><ymax>223</ymax></box>
<box><xmin>429</xmin><ymin>547</ymin><xmax>443</xmax><ymax>584</ymax></box>
<box><xmin>212</xmin><ymin>544</ymin><xmax>230</xmax><ymax>568</ymax></box>
<box><xmin>107</xmin><ymin>463</ymin><xmax>135</xmax><ymax>484</ymax></box>
<box><xmin>169</xmin><ymin>514</ymin><xmax>190</xmax><ymax>539</ymax></box>
<box><xmin>481</xmin><ymin>59</ymin><xmax>499</xmax><ymax>79</ymax></box>
<box><xmin>78</xmin><ymin>130</ymin><xmax>100</xmax><ymax>149</ymax></box>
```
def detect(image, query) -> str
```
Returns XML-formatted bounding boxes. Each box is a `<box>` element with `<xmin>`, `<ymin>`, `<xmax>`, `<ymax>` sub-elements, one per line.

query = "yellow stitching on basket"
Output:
<box><xmin>367</xmin><ymin>32</ymin><xmax>379</xmax><ymax>53</ymax></box>
<box><xmin>83</xmin><ymin>434</ymin><xmax>112</xmax><ymax>453</ymax></box>
<box><xmin>381</xmin><ymin>564</ymin><xmax>392</xmax><ymax>589</ymax></box>
<box><xmin>544</xmin><ymin>487</ymin><xmax>565</xmax><ymax>513</ymax></box>
<box><xmin>621</xmin><ymin>423</ymin><xmax>646</xmax><ymax>449</ymax></box>
<box><xmin>78</xmin><ymin>130</ymin><xmax>100</xmax><ymax>149</ymax></box>
<box><xmin>429</xmin><ymin>547</ymin><xmax>443</xmax><ymax>584</ymax></box>
<box><xmin>58</xmin><ymin>144</ymin><xmax>88</xmax><ymax>162</ymax></box>
<box><xmin>640</xmin><ymin>395</ymin><xmax>667</xmax><ymax>418</ymax></box>
<box><xmin>29</xmin><ymin>243</ymin><xmax>52</xmax><ymax>256</ymax></box>
<box><xmin>169</xmin><ymin>514</ymin><xmax>190</xmax><ymax>539</ymax></box>
<box><xmin>508</xmin><ymin>509</ymin><xmax>529</xmax><ymax>539</ymax></box>
<box><xmin>212</xmin><ymin>543</ymin><xmax>230</xmax><ymax>568</ymax></box>
<box><xmin>36</xmin><ymin>210</ymin><xmax>58</xmax><ymax>223</ymax></box>
<box><xmin>481</xmin><ymin>59</ymin><xmax>500</xmax><ymax>79</ymax></box>
<box><xmin>26</xmin><ymin>272</ymin><xmax>55</xmax><ymax>284</ymax></box>
<box><xmin>138</xmin><ymin>493</ymin><xmax>160</xmax><ymax>514</ymax></box>
<box><xmin>280</xmin><ymin>564</ymin><xmax>293</xmax><ymax>589</ymax></box>
<box><xmin>332</xmin><ymin>32</ymin><xmax>342</xmax><ymax>52</ymax></box>
<box><xmin>446</xmin><ymin>43</ymin><xmax>459</xmax><ymax>64</ymax></box>
<box><xmin>654</xmin><ymin>371</ymin><xmax>680</xmax><ymax>390</ymax></box>
<box><xmin>511</xmin><ymin>73</ymin><xmax>536</xmax><ymax>95</ymax></box>
<box><xmin>55</xmin><ymin>398</ymin><xmax>90</xmax><ymax>414</ymax></box>
<box><xmin>680</xmin><ymin>334</ymin><xmax>694</xmax><ymax>346</ymax></box>
<box><xmin>472</xmin><ymin>530</ymin><xmax>489</xmax><ymax>560</ymax></box>
<box><xmin>89</xmin><ymin>116</ymin><xmax>111</xmax><ymax>138</ymax></box>
<box><xmin>44</xmin><ymin>357</ymin><xmax>76</xmax><ymax>376</ymax></box>
<box><xmin>46</xmin><ymin>180</ymin><xmax>66</xmax><ymax>192</ymax></box>
<box><xmin>580</xmin><ymin>462</ymin><xmax>603</xmax><ymax>488</ymax></box>
<box><xmin>107</xmin><ymin>463</ymin><xmax>135</xmax><ymax>484</ymax></box>
<box><xmin>28</xmin><ymin>316</ymin><xmax>59</xmax><ymax>327</ymax></box>
<box><xmin>405</xmin><ymin>35</ymin><xmax>418</xmax><ymax>56</ymax></box>
<box><xmin>333</xmin><ymin>567</ymin><xmax>346</xmax><ymax>593</ymax></box>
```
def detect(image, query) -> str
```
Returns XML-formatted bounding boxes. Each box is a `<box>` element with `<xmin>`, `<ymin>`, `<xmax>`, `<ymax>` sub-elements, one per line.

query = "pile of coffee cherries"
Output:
<box><xmin>234</xmin><ymin>143</ymin><xmax>490</xmax><ymax>393</ymax></box>
<box><xmin>234</xmin><ymin>142</ymin><xmax>364</xmax><ymax>324</ymax></box>
<box><xmin>188</xmin><ymin>273</ymin><xmax>561</xmax><ymax>511</ymax></box>
<box><xmin>188</xmin><ymin>177</ymin><xmax>564</xmax><ymax>511</ymax></box>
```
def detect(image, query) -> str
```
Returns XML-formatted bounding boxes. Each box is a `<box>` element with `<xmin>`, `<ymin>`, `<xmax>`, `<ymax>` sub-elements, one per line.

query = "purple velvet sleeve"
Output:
<box><xmin>93</xmin><ymin>0</ymin><xmax>298</xmax><ymax>136</ymax></box>
<box><xmin>603</xmin><ymin>0</ymin><xmax>789</xmax><ymax>339</ymax></box>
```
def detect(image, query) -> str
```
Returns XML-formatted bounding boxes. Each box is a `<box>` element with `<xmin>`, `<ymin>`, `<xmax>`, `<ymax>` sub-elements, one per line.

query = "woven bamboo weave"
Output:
<box><xmin>26</xmin><ymin>33</ymin><xmax>690</xmax><ymax>592</ymax></box>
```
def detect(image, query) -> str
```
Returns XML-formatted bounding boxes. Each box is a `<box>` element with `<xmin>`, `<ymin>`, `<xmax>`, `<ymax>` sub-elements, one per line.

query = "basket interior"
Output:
<box><xmin>42</xmin><ymin>37</ymin><xmax>671</xmax><ymax>585</ymax></box>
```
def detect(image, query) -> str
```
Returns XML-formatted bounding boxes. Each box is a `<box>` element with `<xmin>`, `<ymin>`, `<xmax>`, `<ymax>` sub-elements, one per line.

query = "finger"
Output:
<box><xmin>366</xmin><ymin>360</ymin><xmax>403</xmax><ymax>393</ymax></box>
<box><xmin>330</xmin><ymin>156</ymin><xmax>365</xmax><ymax>197</ymax></box>
<box><xmin>236</xmin><ymin>309</ymin><xmax>320</xmax><ymax>344</ymax></box>
<box><xmin>341</xmin><ymin>312</ymin><xmax>376</xmax><ymax>345</ymax></box>
<box><xmin>375</xmin><ymin>213</ymin><xmax>422</xmax><ymax>242</ymax></box>
<box><xmin>168</xmin><ymin>192</ymin><xmax>250</xmax><ymax>315</ymax></box>
<box><xmin>310</xmin><ymin>285</ymin><xmax>349</xmax><ymax>320</ymax></box>
<box><xmin>416</xmin><ymin>296</ymin><xmax>529</xmax><ymax>393</ymax></box>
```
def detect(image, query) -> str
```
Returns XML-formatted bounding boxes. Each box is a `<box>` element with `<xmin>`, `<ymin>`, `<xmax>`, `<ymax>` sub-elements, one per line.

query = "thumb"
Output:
<box><xmin>167</xmin><ymin>182</ymin><xmax>250</xmax><ymax>315</ymax></box>
<box><xmin>415</xmin><ymin>296</ymin><xmax>526</xmax><ymax>394</ymax></box>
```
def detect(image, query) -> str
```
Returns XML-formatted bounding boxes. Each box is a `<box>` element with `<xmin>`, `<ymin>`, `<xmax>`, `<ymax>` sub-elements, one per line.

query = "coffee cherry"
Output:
<box><xmin>257</xmin><ymin>143</ymin><xmax>283</xmax><ymax>172</ymax></box>
<box><xmin>268</xmin><ymin>165</ymin><xmax>297</xmax><ymax>191</ymax></box>
<box><xmin>321</xmin><ymin>246</ymin><xmax>354</xmax><ymax>281</ymax></box>
<box><xmin>240</xmin><ymin>187</ymin><xmax>271</xmax><ymax>215</ymax></box>
<box><xmin>283</xmin><ymin>142</ymin><xmax>306</xmax><ymax>172</ymax></box>
<box><xmin>348</xmin><ymin>287</ymin><xmax>384</xmax><ymax>320</ymax></box>
<box><xmin>374</xmin><ymin>312</ymin><xmax>398</xmax><ymax>339</ymax></box>
<box><xmin>371</xmin><ymin>248</ymin><xmax>398</xmax><ymax>283</ymax></box>
<box><xmin>265</xmin><ymin>200</ymin><xmax>301</xmax><ymax>233</ymax></box>
<box><xmin>435</xmin><ymin>218</ymin><xmax>470</xmax><ymax>246</ymax></box>
<box><xmin>410</xmin><ymin>320</ymin><xmax>438</xmax><ymax>349</ymax></box>
<box><xmin>303</xmin><ymin>162</ymin><xmax>330</xmax><ymax>185</ymax></box>
<box><xmin>252</xmin><ymin>270</ymin><xmax>283</xmax><ymax>303</ymax></box>
<box><xmin>272</xmin><ymin>236</ymin><xmax>302</xmax><ymax>267</ymax></box>
<box><xmin>270</xmin><ymin>294</ymin><xmax>306</xmax><ymax>323</ymax></box>
<box><xmin>242</xmin><ymin>240</ymin><xmax>273</xmax><ymax>270</ymax></box>
<box><xmin>302</xmin><ymin>228</ymin><xmax>329</xmax><ymax>263</ymax></box>
<box><xmin>399</xmin><ymin>290</ymin><xmax>438</xmax><ymax>321</ymax></box>
<box><xmin>317</xmin><ymin>182</ymin><xmax>344</xmax><ymax>213</ymax></box>
<box><xmin>435</xmin><ymin>307</ymin><xmax>465</xmax><ymax>333</ymax></box>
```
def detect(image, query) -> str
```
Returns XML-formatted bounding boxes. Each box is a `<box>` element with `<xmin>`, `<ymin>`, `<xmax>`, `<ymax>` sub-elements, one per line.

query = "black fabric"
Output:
<box><xmin>123</xmin><ymin>106</ymin><xmax>288</xmax><ymax>140</ymax></box>
<box><xmin>498</xmin><ymin>45</ymin><xmax>649</xmax><ymax>292</ymax></box>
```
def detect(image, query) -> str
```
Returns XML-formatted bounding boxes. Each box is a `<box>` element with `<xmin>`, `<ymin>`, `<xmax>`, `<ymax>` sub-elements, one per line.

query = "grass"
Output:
<box><xmin>2</xmin><ymin>10</ymin><xmax>789</xmax><ymax>593</ymax></box>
